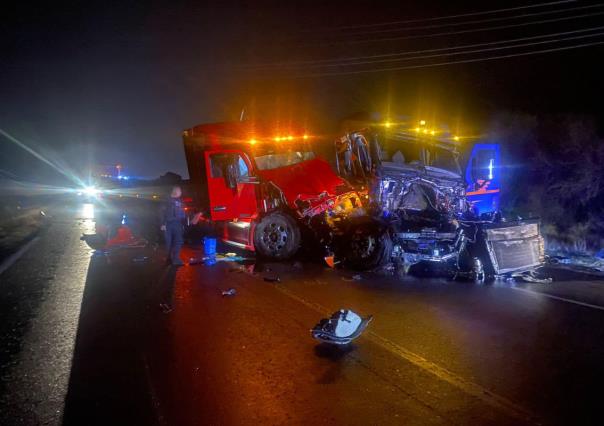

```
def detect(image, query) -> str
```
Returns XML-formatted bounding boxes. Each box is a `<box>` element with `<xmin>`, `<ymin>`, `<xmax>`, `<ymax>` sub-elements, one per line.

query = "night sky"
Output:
<box><xmin>2</xmin><ymin>0</ymin><xmax>603</xmax><ymax>184</ymax></box>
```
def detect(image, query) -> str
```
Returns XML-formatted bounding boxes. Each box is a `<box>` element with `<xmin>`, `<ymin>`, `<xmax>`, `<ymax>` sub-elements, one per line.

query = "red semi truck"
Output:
<box><xmin>182</xmin><ymin>121</ymin><xmax>374</xmax><ymax>262</ymax></box>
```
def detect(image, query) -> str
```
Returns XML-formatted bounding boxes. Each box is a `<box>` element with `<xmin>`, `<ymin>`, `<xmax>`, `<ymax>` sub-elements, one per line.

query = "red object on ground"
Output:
<box><xmin>105</xmin><ymin>226</ymin><xmax>136</xmax><ymax>248</ymax></box>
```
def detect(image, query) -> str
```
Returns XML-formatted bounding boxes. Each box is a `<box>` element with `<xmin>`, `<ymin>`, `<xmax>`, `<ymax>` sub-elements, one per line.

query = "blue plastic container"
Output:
<box><xmin>203</xmin><ymin>237</ymin><xmax>217</xmax><ymax>265</ymax></box>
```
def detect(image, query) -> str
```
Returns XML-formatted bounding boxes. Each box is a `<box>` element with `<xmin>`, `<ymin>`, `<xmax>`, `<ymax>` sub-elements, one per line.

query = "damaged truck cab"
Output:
<box><xmin>335</xmin><ymin>121</ymin><xmax>546</xmax><ymax>280</ymax></box>
<box><xmin>183</xmin><ymin>122</ymin><xmax>366</xmax><ymax>260</ymax></box>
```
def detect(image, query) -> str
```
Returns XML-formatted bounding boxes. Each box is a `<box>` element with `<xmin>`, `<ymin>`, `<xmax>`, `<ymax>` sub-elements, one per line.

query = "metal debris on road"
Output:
<box><xmin>513</xmin><ymin>271</ymin><xmax>553</xmax><ymax>284</ymax></box>
<box><xmin>263</xmin><ymin>276</ymin><xmax>281</xmax><ymax>283</ymax></box>
<box><xmin>159</xmin><ymin>303</ymin><xmax>172</xmax><ymax>313</ymax></box>
<box><xmin>342</xmin><ymin>274</ymin><xmax>362</xmax><ymax>282</ymax></box>
<box><xmin>189</xmin><ymin>254</ymin><xmax>253</xmax><ymax>266</ymax></box>
<box><xmin>311</xmin><ymin>309</ymin><xmax>373</xmax><ymax>345</ymax></box>
<box><xmin>221</xmin><ymin>288</ymin><xmax>237</xmax><ymax>297</ymax></box>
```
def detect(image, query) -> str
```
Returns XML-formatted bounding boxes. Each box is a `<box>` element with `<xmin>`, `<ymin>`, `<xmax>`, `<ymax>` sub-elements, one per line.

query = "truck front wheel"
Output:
<box><xmin>254</xmin><ymin>212</ymin><xmax>301</xmax><ymax>260</ymax></box>
<box><xmin>343</xmin><ymin>225</ymin><xmax>393</xmax><ymax>270</ymax></box>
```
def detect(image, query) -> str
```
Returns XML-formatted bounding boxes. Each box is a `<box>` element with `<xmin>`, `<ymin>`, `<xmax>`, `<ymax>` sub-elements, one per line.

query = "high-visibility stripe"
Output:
<box><xmin>466</xmin><ymin>189</ymin><xmax>501</xmax><ymax>196</ymax></box>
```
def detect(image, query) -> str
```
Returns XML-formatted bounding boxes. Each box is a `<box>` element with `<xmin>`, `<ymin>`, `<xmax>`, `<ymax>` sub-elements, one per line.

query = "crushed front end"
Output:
<box><xmin>335</xmin><ymin>121</ymin><xmax>547</xmax><ymax>280</ymax></box>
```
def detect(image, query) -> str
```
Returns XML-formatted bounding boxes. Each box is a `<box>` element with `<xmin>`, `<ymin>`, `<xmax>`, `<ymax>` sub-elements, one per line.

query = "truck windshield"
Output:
<box><xmin>380</xmin><ymin>139</ymin><xmax>460</xmax><ymax>174</ymax></box>
<box><xmin>254</xmin><ymin>149</ymin><xmax>315</xmax><ymax>170</ymax></box>
<box><xmin>427</xmin><ymin>146</ymin><xmax>461</xmax><ymax>174</ymax></box>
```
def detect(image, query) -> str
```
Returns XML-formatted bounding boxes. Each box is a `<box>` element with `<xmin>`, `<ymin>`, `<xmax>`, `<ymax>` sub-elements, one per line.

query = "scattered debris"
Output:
<box><xmin>547</xmin><ymin>252</ymin><xmax>604</xmax><ymax>272</ymax></box>
<box><xmin>311</xmin><ymin>309</ymin><xmax>373</xmax><ymax>345</ymax></box>
<box><xmin>513</xmin><ymin>271</ymin><xmax>552</xmax><ymax>284</ymax></box>
<box><xmin>189</xmin><ymin>254</ymin><xmax>253</xmax><ymax>266</ymax></box>
<box><xmin>159</xmin><ymin>303</ymin><xmax>172</xmax><ymax>314</ymax></box>
<box><xmin>221</xmin><ymin>288</ymin><xmax>237</xmax><ymax>297</ymax></box>
<box><xmin>342</xmin><ymin>274</ymin><xmax>362</xmax><ymax>282</ymax></box>
<box><xmin>263</xmin><ymin>276</ymin><xmax>281</xmax><ymax>283</ymax></box>
<box><xmin>324</xmin><ymin>255</ymin><xmax>338</xmax><ymax>268</ymax></box>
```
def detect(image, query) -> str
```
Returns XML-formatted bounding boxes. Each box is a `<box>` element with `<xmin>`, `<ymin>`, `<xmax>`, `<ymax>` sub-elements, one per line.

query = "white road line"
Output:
<box><xmin>272</xmin><ymin>284</ymin><xmax>536</xmax><ymax>424</ymax></box>
<box><xmin>0</xmin><ymin>236</ymin><xmax>40</xmax><ymax>277</ymax></box>
<box><xmin>511</xmin><ymin>286</ymin><xmax>604</xmax><ymax>311</ymax></box>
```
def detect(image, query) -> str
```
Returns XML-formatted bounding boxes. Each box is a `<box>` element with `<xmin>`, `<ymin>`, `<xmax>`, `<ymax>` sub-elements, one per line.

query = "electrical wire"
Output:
<box><xmin>245</xmin><ymin>25</ymin><xmax>604</xmax><ymax>68</ymax></box>
<box><xmin>283</xmin><ymin>31</ymin><xmax>604</xmax><ymax>69</ymax></box>
<box><xmin>306</xmin><ymin>0</ymin><xmax>577</xmax><ymax>31</ymax></box>
<box><xmin>338</xmin><ymin>3</ymin><xmax>603</xmax><ymax>37</ymax></box>
<box><xmin>294</xmin><ymin>40</ymin><xmax>604</xmax><ymax>77</ymax></box>
<box><xmin>311</xmin><ymin>10</ymin><xmax>604</xmax><ymax>45</ymax></box>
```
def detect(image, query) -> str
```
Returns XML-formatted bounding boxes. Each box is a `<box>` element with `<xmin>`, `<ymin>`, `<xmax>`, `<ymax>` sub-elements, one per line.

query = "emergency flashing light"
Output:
<box><xmin>384</xmin><ymin>121</ymin><xmax>392</xmax><ymax>128</ymax></box>
<box><xmin>422</xmin><ymin>128</ymin><xmax>428</xmax><ymax>134</ymax></box>
<box><xmin>414</xmin><ymin>127</ymin><xmax>420</xmax><ymax>132</ymax></box>
<box><xmin>274</xmin><ymin>136</ymin><xmax>282</xmax><ymax>142</ymax></box>
<box><xmin>419</xmin><ymin>120</ymin><xmax>426</xmax><ymax>126</ymax></box>
<box><xmin>249</xmin><ymin>138</ymin><xmax>257</xmax><ymax>145</ymax></box>
<box><xmin>303</xmin><ymin>134</ymin><xmax>309</xmax><ymax>140</ymax></box>
<box><xmin>430</xmin><ymin>130</ymin><xmax>436</xmax><ymax>135</ymax></box>
<box><xmin>453</xmin><ymin>135</ymin><xmax>460</xmax><ymax>141</ymax></box>
<box><xmin>287</xmin><ymin>135</ymin><xmax>294</xmax><ymax>141</ymax></box>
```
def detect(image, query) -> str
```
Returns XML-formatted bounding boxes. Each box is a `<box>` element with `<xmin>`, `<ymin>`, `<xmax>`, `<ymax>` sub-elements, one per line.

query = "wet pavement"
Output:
<box><xmin>1</xmin><ymin>201</ymin><xmax>604</xmax><ymax>425</ymax></box>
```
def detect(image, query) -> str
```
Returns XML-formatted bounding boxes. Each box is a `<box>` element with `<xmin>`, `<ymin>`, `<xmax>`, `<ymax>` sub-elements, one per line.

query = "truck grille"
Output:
<box><xmin>484</xmin><ymin>223</ymin><xmax>544</xmax><ymax>274</ymax></box>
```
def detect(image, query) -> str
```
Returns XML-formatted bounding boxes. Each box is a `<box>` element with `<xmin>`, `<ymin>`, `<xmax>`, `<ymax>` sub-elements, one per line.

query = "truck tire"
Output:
<box><xmin>254</xmin><ymin>212</ymin><xmax>301</xmax><ymax>260</ymax></box>
<box><xmin>344</xmin><ymin>225</ymin><xmax>393</xmax><ymax>270</ymax></box>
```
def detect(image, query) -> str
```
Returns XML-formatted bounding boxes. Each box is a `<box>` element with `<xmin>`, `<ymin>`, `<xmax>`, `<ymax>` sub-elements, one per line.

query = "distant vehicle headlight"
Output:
<box><xmin>83</xmin><ymin>186</ymin><xmax>100</xmax><ymax>196</ymax></box>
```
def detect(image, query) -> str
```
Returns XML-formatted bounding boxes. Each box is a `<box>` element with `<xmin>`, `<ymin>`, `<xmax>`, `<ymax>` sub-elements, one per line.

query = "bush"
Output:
<box><xmin>489</xmin><ymin>113</ymin><xmax>604</xmax><ymax>253</ymax></box>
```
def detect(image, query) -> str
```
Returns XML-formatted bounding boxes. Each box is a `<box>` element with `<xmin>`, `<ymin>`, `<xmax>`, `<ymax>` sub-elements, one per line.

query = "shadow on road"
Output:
<box><xmin>62</xmin><ymin>248</ymin><xmax>173</xmax><ymax>426</ymax></box>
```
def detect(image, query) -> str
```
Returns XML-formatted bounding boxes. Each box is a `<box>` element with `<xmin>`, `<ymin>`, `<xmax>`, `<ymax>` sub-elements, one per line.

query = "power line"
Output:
<box><xmin>285</xmin><ymin>31</ymin><xmax>604</xmax><ymax>69</ymax></box>
<box><xmin>339</xmin><ymin>3</ymin><xmax>603</xmax><ymax>37</ymax></box>
<box><xmin>245</xmin><ymin>25</ymin><xmax>604</xmax><ymax>68</ymax></box>
<box><xmin>294</xmin><ymin>40</ymin><xmax>604</xmax><ymax>78</ymax></box>
<box><xmin>313</xmin><ymin>10</ymin><xmax>604</xmax><ymax>45</ymax></box>
<box><xmin>307</xmin><ymin>0</ymin><xmax>577</xmax><ymax>32</ymax></box>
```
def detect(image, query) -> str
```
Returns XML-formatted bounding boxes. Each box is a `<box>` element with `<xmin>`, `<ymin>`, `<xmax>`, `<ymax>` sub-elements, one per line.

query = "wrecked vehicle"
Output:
<box><xmin>334</xmin><ymin>120</ymin><xmax>546</xmax><ymax>281</ymax></box>
<box><xmin>182</xmin><ymin>121</ymin><xmax>368</xmax><ymax>260</ymax></box>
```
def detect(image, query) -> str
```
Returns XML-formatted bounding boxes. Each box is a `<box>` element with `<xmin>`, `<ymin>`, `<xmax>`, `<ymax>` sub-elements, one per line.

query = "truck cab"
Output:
<box><xmin>334</xmin><ymin>119</ymin><xmax>545</xmax><ymax>279</ymax></box>
<box><xmin>183</xmin><ymin>122</ymin><xmax>365</xmax><ymax>260</ymax></box>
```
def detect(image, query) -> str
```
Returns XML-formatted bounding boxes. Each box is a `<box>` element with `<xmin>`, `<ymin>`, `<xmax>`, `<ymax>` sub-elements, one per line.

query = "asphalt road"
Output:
<box><xmin>1</xmin><ymin>202</ymin><xmax>604</xmax><ymax>425</ymax></box>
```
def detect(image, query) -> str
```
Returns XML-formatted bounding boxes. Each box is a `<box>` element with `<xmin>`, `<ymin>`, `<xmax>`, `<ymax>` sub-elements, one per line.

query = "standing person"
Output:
<box><xmin>160</xmin><ymin>186</ymin><xmax>186</xmax><ymax>266</ymax></box>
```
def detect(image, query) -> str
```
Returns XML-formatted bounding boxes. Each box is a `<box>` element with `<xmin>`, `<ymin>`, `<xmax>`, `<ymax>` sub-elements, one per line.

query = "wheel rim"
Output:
<box><xmin>260</xmin><ymin>222</ymin><xmax>289</xmax><ymax>253</ymax></box>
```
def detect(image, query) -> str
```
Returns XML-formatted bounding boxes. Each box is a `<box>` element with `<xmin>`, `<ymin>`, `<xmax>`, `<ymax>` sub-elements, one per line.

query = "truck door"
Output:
<box><xmin>465</xmin><ymin>143</ymin><xmax>501</xmax><ymax>216</ymax></box>
<box><xmin>205</xmin><ymin>150</ymin><xmax>258</xmax><ymax>221</ymax></box>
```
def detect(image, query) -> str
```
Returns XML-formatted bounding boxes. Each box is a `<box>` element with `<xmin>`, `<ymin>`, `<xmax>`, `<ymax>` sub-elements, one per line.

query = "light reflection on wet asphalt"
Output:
<box><xmin>1</xmin><ymin>201</ymin><xmax>604</xmax><ymax>425</ymax></box>
<box><xmin>0</xmin><ymin>203</ymin><xmax>94</xmax><ymax>425</ymax></box>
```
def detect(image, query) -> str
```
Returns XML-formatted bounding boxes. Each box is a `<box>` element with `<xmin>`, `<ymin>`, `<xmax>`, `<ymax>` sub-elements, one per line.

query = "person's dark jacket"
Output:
<box><xmin>160</xmin><ymin>197</ymin><xmax>186</xmax><ymax>225</ymax></box>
